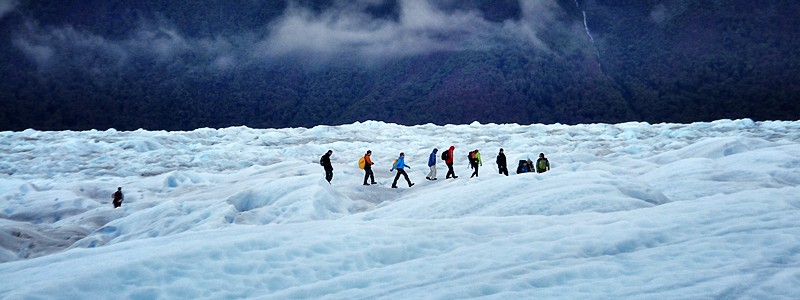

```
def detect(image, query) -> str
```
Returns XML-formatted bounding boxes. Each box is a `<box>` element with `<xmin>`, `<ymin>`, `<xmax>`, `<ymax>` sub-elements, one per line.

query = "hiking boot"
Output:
<box><xmin>391</xmin><ymin>185</ymin><xmax>398</xmax><ymax>188</ymax></box>
<box><xmin>371</xmin><ymin>182</ymin><xmax>377</xmax><ymax>184</ymax></box>
<box><xmin>425</xmin><ymin>177</ymin><xmax>431</xmax><ymax>180</ymax></box>
<box><xmin>409</xmin><ymin>183</ymin><xmax>415</xmax><ymax>187</ymax></box>
<box><xmin>363</xmin><ymin>183</ymin><xmax>370</xmax><ymax>186</ymax></box>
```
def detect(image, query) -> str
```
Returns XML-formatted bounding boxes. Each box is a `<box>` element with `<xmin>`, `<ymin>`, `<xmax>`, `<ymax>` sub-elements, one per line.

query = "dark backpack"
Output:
<box><xmin>441</xmin><ymin>150</ymin><xmax>449</xmax><ymax>161</ymax></box>
<box><xmin>516</xmin><ymin>160</ymin><xmax>528</xmax><ymax>174</ymax></box>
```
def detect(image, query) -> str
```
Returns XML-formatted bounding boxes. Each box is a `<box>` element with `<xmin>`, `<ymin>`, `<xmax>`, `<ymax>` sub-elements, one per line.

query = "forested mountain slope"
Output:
<box><xmin>1</xmin><ymin>0</ymin><xmax>797</xmax><ymax>130</ymax></box>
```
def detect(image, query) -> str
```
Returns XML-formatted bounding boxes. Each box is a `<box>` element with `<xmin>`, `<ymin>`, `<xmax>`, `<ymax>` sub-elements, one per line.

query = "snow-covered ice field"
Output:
<box><xmin>1</xmin><ymin>119</ymin><xmax>799</xmax><ymax>299</ymax></box>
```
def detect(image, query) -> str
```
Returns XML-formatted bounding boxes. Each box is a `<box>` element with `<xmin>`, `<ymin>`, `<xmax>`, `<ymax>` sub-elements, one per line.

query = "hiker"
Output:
<box><xmin>390</xmin><ymin>152</ymin><xmax>414</xmax><ymax>188</ymax></box>
<box><xmin>426</xmin><ymin>148</ymin><xmax>438</xmax><ymax>180</ymax></box>
<box><xmin>469</xmin><ymin>149</ymin><xmax>482</xmax><ymax>178</ymax></box>
<box><xmin>443</xmin><ymin>146</ymin><xmax>458</xmax><ymax>179</ymax></box>
<box><xmin>112</xmin><ymin>187</ymin><xmax>124</xmax><ymax>208</ymax></box>
<box><xmin>496</xmin><ymin>148</ymin><xmax>508</xmax><ymax>176</ymax></box>
<box><xmin>536</xmin><ymin>153</ymin><xmax>551</xmax><ymax>173</ymax></box>
<box><xmin>320</xmin><ymin>150</ymin><xmax>334</xmax><ymax>184</ymax></box>
<box><xmin>516</xmin><ymin>160</ymin><xmax>530</xmax><ymax>174</ymax></box>
<box><xmin>362</xmin><ymin>150</ymin><xmax>376</xmax><ymax>185</ymax></box>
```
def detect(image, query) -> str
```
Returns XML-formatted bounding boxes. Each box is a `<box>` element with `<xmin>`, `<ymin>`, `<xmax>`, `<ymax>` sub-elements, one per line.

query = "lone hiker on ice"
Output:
<box><xmin>496</xmin><ymin>148</ymin><xmax>508</xmax><ymax>176</ymax></box>
<box><xmin>112</xmin><ymin>187</ymin><xmax>124</xmax><ymax>208</ymax></box>
<box><xmin>390</xmin><ymin>152</ymin><xmax>414</xmax><ymax>188</ymax></box>
<box><xmin>536</xmin><ymin>153</ymin><xmax>551</xmax><ymax>173</ymax></box>
<box><xmin>426</xmin><ymin>148</ymin><xmax>438</xmax><ymax>181</ymax></box>
<box><xmin>320</xmin><ymin>150</ymin><xmax>334</xmax><ymax>184</ymax></box>
<box><xmin>443</xmin><ymin>146</ymin><xmax>458</xmax><ymax>179</ymax></box>
<box><xmin>362</xmin><ymin>150</ymin><xmax>377</xmax><ymax>186</ymax></box>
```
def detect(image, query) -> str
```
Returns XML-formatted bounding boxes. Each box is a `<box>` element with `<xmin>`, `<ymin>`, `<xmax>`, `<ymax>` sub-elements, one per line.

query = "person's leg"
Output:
<box><xmin>401</xmin><ymin>169</ymin><xmax>413</xmax><ymax>186</ymax></box>
<box><xmin>325</xmin><ymin>169</ymin><xmax>333</xmax><ymax>183</ymax></box>
<box><xmin>447</xmin><ymin>163</ymin><xmax>456</xmax><ymax>178</ymax></box>
<box><xmin>392</xmin><ymin>170</ymin><xmax>401</xmax><ymax>187</ymax></box>
<box><xmin>368</xmin><ymin>169</ymin><xmax>375</xmax><ymax>184</ymax></box>
<box><xmin>431</xmin><ymin>165</ymin><xmax>437</xmax><ymax>179</ymax></box>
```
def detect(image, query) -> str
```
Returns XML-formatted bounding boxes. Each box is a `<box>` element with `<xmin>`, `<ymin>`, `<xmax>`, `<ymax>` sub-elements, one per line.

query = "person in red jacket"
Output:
<box><xmin>444</xmin><ymin>145</ymin><xmax>458</xmax><ymax>179</ymax></box>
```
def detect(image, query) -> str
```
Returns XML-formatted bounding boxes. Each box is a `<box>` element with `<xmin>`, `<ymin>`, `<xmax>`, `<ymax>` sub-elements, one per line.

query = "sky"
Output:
<box><xmin>1</xmin><ymin>119</ymin><xmax>799</xmax><ymax>299</ymax></box>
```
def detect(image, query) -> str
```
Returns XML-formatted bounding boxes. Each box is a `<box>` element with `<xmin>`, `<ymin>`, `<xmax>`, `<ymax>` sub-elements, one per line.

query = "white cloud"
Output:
<box><xmin>649</xmin><ymin>4</ymin><xmax>670</xmax><ymax>24</ymax></box>
<box><xmin>12</xmin><ymin>38</ymin><xmax>54</xmax><ymax>67</ymax></box>
<box><xmin>11</xmin><ymin>0</ymin><xmax>566</xmax><ymax>70</ymax></box>
<box><xmin>0</xmin><ymin>0</ymin><xmax>18</xmax><ymax>20</ymax></box>
<box><xmin>255</xmin><ymin>0</ymin><xmax>558</xmax><ymax>63</ymax></box>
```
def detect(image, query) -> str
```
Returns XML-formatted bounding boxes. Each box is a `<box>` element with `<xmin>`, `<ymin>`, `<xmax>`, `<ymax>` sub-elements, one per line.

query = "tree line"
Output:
<box><xmin>1</xmin><ymin>0</ymin><xmax>797</xmax><ymax>131</ymax></box>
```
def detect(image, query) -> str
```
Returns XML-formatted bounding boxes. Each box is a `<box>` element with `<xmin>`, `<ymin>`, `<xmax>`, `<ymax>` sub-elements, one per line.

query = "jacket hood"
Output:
<box><xmin>449</xmin><ymin>146</ymin><xmax>455</xmax><ymax>150</ymax></box>
<box><xmin>433</xmin><ymin>148</ymin><xmax>438</xmax><ymax>153</ymax></box>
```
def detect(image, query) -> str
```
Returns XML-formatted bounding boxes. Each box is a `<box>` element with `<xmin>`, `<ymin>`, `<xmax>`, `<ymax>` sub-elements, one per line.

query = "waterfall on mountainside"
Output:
<box><xmin>574</xmin><ymin>0</ymin><xmax>604</xmax><ymax>74</ymax></box>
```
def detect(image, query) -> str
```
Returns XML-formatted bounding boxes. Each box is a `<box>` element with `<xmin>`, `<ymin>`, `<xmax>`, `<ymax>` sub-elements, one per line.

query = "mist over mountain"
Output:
<box><xmin>1</xmin><ymin>0</ymin><xmax>798</xmax><ymax>130</ymax></box>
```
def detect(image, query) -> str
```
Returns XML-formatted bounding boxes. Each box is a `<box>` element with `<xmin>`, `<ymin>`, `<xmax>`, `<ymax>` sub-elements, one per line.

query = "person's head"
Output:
<box><xmin>327</xmin><ymin>150</ymin><xmax>333</xmax><ymax>155</ymax></box>
<box><xmin>450</xmin><ymin>145</ymin><xmax>455</xmax><ymax>150</ymax></box>
<box><xmin>117</xmin><ymin>187</ymin><xmax>121</xmax><ymax>191</ymax></box>
<box><xmin>433</xmin><ymin>148</ymin><xmax>438</xmax><ymax>153</ymax></box>
<box><xmin>499</xmin><ymin>148</ymin><xmax>504</xmax><ymax>153</ymax></box>
<box><xmin>400</xmin><ymin>152</ymin><xmax>405</xmax><ymax>157</ymax></box>
<box><xmin>539</xmin><ymin>153</ymin><xmax>545</xmax><ymax>158</ymax></box>
<box><xmin>366</xmin><ymin>150</ymin><xmax>371</xmax><ymax>156</ymax></box>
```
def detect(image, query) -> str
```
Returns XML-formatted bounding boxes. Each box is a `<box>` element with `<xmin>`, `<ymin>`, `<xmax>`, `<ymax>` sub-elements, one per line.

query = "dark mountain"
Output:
<box><xmin>0</xmin><ymin>0</ymin><xmax>797</xmax><ymax>130</ymax></box>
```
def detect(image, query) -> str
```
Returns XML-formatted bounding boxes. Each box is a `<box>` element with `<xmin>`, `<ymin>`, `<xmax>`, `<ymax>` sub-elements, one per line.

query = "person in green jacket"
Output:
<box><xmin>469</xmin><ymin>149</ymin><xmax>482</xmax><ymax>178</ymax></box>
<box><xmin>536</xmin><ymin>153</ymin><xmax>550</xmax><ymax>173</ymax></box>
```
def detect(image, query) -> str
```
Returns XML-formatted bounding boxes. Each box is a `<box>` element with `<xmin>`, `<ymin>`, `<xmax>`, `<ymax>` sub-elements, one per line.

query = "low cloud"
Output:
<box><xmin>649</xmin><ymin>3</ymin><xmax>688</xmax><ymax>25</ymax></box>
<box><xmin>13</xmin><ymin>38</ymin><xmax>54</xmax><ymax>67</ymax></box>
<box><xmin>13</xmin><ymin>20</ymin><xmax>240</xmax><ymax>71</ymax></box>
<box><xmin>649</xmin><ymin>4</ymin><xmax>670</xmax><ymax>24</ymax></box>
<box><xmin>255</xmin><ymin>0</ymin><xmax>488</xmax><ymax>62</ymax></box>
<box><xmin>0</xmin><ymin>0</ymin><xmax>17</xmax><ymax>20</ymax></box>
<box><xmin>11</xmin><ymin>0</ymin><xmax>564</xmax><ymax>71</ymax></box>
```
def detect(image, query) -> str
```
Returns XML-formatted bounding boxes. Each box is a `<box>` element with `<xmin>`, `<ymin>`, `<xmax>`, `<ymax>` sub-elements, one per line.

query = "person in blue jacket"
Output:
<box><xmin>390</xmin><ymin>152</ymin><xmax>415</xmax><ymax>188</ymax></box>
<box><xmin>426</xmin><ymin>148</ymin><xmax>438</xmax><ymax>180</ymax></box>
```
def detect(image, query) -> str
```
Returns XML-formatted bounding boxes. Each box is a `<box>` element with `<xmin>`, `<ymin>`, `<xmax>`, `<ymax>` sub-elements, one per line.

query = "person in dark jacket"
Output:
<box><xmin>112</xmin><ymin>187</ymin><xmax>124</xmax><ymax>208</ymax></box>
<box><xmin>320</xmin><ymin>150</ymin><xmax>334</xmax><ymax>183</ymax></box>
<box><xmin>390</xmin><ymin>152</ymin><xmax>414</xmax><ymax>188</ymax></box>
<box><xmin>536</xmin><ymin>153</ymin><xmax>550</xmax><ymax>173</ymax></box>
<box><xmin>444</xmin><ymin>146</ymin><xmax>458</xmax><ymax>179</ymax></box>
<box><xmin>496</xmin><ymin>148</ymin><xmax>508</xmax><ymax>176</ymax></box>
<box><xmin>516</xmin><ymin>160</ymin><xmax>530</xmax><ymax>174</ymax></box>
<box><xmin>363</xmin><ymin>150</ymin><xmax>376</xmax><ymax>185</ymax></box>
<box><xmin>426</xmin><ymin>148</ymin><xmax>438</xmax><ymax>180</ymax></box>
